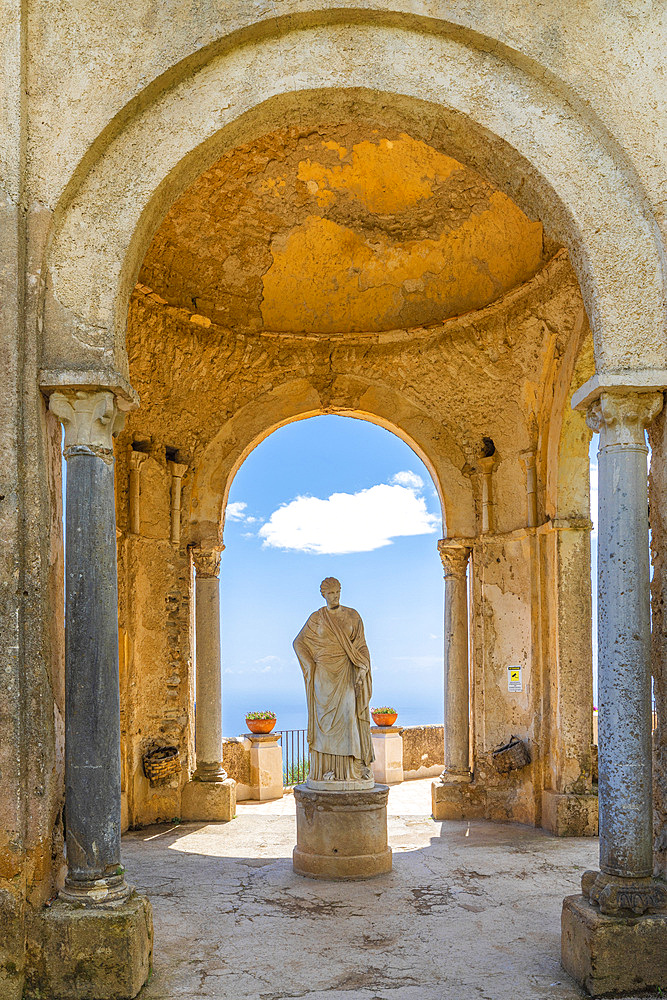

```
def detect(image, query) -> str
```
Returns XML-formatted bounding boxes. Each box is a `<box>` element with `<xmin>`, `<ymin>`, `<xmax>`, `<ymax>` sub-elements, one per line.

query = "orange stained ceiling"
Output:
<box><xmin>138</xmin><ymin>126</ymin><xmax>545</xmax><ymax>335</ymax></box>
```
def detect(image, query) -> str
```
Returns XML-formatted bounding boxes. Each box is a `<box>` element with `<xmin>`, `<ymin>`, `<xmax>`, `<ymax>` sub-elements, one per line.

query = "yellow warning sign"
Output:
<box><xmin>508</xmin><ymin>666</ymin><xmax>523</xmax><ymax>692</ymax></box>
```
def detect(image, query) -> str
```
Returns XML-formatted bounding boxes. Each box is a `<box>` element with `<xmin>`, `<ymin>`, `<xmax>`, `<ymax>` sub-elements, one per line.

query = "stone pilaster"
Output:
<box><xmin>191</xmin><ymin>545</ymin><xmax>226</xmax><ymax>782</ymax></box>
<box><xmin>437</xmin><ymin>539</ymin><xmax>472</xmax><ymax>783</ymax></box>
<box><xmin>168</xmin><ymin>461</ymin><xmax>187</xmax><ymax>546</ymax></box>
<box><xmin>128</xmin><ymin>448</ymin><xmax>147</xmax><ymax>534</ymax></box>
<box><xmin>478</xmin><ymin>456</ymin><xmax>496</xmax><ymax>533</ymax></box>
<box><xmin>48</xmin><ymin>389</ymin><xmax>130</xmax><ymax>905</ymax></box>
<box><xmin>519</xmin><ymin>449</ymin><xmax>538</xmax><ymax>527</ymax></box>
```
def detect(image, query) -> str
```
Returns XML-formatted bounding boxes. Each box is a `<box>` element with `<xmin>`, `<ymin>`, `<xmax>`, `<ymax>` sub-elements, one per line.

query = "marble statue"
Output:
<box><xmin>293</xmin><ymin>577</ymin><xmax>375</xmax><ymax>786</ymax></box>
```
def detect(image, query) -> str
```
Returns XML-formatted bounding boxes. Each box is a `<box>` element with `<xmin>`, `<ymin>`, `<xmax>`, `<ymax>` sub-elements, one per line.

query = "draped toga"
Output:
<box><xmin>293</xmin><ymin>604</ymin><xmax>374</xmax><ymax>777</ymax></box>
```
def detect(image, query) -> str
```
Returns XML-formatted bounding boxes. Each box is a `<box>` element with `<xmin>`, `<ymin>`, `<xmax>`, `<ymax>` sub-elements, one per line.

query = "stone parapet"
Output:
<box><xmin>401</xmin><ymin>725</ymin><xmax>444</xmax><ymax>779</ymax></box>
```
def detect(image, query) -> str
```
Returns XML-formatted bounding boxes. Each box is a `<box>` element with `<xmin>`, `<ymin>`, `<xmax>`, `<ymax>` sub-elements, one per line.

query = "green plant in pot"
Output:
<box><xmin>371</xmin><ymin>706</ymin><xmax>398</xmax><ymax>727</ymax></box>
<box><xmin>245</xmin><ymin>710</ymin><xmax>277</xmax><ymax>734</ymax></box>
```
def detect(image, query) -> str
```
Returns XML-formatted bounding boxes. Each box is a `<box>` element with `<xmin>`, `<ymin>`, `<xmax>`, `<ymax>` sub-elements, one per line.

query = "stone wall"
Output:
<box><xmin>401</xmin><ymin>726</ymin><xmax>445</xmax><ymax>779</ymax></box>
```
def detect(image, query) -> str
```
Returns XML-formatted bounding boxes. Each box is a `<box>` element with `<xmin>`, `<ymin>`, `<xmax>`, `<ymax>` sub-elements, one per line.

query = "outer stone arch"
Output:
<box><xmin>41</xmin><ymin>19</ymin><xmax>666</xmax><ymax>382</ymax></box>
<box><xmin>188</xmin><ymin>377</ymin><xmax>474</xmax><ymax>548</ymax></box>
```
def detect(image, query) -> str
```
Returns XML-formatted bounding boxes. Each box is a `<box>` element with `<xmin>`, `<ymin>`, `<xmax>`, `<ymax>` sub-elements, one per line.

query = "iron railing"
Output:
<box><xmin>277</xmin><ymin>729</ymin><xmax>308</xmax><ymax>786</ymax></box>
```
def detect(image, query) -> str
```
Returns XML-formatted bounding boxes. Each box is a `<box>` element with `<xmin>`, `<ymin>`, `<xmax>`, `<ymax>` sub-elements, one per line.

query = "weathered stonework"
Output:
<box><xmin>3</xmin><ymin>5</ymin><xmax>667</xmax><ymax>996</ymax></box>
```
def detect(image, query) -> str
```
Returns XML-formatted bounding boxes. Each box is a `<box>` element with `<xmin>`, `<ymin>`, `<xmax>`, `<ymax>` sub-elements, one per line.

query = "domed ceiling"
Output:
<box><xmin>138</xmin><ymin>126</ymin><xmax>545</xmax><ymax>335</ymax></box>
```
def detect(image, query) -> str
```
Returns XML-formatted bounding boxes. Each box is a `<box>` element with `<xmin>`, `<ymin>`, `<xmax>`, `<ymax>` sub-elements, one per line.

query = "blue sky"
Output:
<box><xmin>220</xmin><ymin>415</ymin><xmax>446</xmax><ymax>734</ymax></box>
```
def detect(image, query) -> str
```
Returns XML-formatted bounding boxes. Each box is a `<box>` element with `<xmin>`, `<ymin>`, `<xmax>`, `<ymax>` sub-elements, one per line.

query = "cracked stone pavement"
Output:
<box><xmin>120</xmin><ymin>779</ymin><xmax>639</xmax><ymax>1000</ymax></box>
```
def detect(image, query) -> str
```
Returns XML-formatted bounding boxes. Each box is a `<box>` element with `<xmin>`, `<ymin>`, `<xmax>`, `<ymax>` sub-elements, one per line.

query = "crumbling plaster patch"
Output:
<box><xmin>140</xmin><ymin>127</ymin><xmax>544</xmax><ymax>335</ymax></box>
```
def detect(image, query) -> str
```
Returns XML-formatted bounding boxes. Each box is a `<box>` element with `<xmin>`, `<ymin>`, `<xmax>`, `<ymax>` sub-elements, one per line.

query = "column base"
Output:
<box><xmin>192</xmin><ymin>761</ymin><xmax>227</xmax><ymax>781</ymax></box>
<box><xmin>562</xmin><ymin>894</ymin><xmax>667</xmax><ymax>996</ymax></box>
<box><xmin>542</xmin><ymin>790</ymin><xmax>598</xmax><ymax>837</ymax></box>
<box><xmin>28</xmin><ymin>891</ymin><xmax>152</xmax><ymax>1000</ymax></box>
<box><xmin>431</xmin><ymin>777</ymin><xmax>485</xmax><ymax>820</ymax></box>
<box><xmin>293</xmin><ymin>783</ymin><xmax>392</xmax><ymax>879</ymax></box>
<box><xmin>181</xmin><ymin>777</ymin><xmax>236</xmax><ymax>821</ymax></box>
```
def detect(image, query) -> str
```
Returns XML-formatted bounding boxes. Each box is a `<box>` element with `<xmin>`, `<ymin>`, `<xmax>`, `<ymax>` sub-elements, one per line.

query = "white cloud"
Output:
<box><xmin>391</xmin><ymin>470</ymin><xmax>424</xmax><ymax>490</ymax></box>
<box><xmin>258</xmin><ymin>480</ymin><xmax>439</xmax><ymax>555</ymax></box>
<box><xmin>227</xmin><ymin>501</ymin><xmax>248</xmax><ymax>521</ymax></box>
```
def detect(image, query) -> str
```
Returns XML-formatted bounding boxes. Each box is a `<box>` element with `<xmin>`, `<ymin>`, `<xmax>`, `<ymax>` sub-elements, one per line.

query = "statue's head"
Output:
<box><xmin>320</xmin><ymin>577</ymin><xmax>341</xmax><ymax>608</ymax></box>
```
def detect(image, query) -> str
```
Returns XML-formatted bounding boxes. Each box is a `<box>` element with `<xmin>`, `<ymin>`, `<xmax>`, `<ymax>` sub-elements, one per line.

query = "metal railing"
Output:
<box><xmin>277</xmin><ymin>729</ymin><xmax>308</xmax><ymax>786</ymax></box>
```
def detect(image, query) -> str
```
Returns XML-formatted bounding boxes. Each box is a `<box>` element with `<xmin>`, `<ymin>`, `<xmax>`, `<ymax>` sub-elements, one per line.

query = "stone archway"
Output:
<box><xmin>34</xmin><ymin>20</ymin><xmax>667</xmax><ymax>999</ymax></box>
<box><xmin>40</xmin><ymin>19</ymin><xmax>665</xmax><ymax>385</ymax></box>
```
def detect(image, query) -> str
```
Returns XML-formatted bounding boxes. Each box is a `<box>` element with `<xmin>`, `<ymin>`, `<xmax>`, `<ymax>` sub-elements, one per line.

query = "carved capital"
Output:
<box><xmin>192</xmin><ymin>545</ymin><xmax>224</xmax><ymax>578</ymax></box>
<box><xmin>438</xmin><ymin>539</ymin><xmax>471</xmax><ymax>579</ymax></box>
<box><xmin>586</xmin><ymin>390</ymin><xmax>663</xmax><ymax>448</ymax></box>
<box><xmin>50</xmin><ymin>389</ymin><xmax>126</xmax><ymax>461</ymax></box>
<box><xmin>128</xmin><ymin>449</ymin><xmax>148</xmax><ymax>473</ymax></box>
<box><xmin>167</xmin><ymin>461</ymin><xmax>188</xmax><ymax>480</ymax></box>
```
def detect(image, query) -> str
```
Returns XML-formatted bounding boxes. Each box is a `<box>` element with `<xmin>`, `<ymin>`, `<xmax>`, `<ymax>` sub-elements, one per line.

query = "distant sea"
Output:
<box><xmin>223</xmin><ymin>694</ymin><xmax>443</xmax><ymax>737</ymax></box>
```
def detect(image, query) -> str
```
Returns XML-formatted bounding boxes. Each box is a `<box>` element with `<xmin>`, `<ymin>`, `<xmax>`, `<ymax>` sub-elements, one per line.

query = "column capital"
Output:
<box><xmin>438</xmin><ymin>539</ymin><xmax>472</xmax><ymax>578</ymax></box>
<box><xmin>192</xmin><ymin>545</ymin><xmax>224</xmax><ymax>578</ymax></box>
<box><xmin>49</xmin><ymin>389</ymin><xmax>127</xmax><ymax>461</ymax></box>
<box><xmin>167</xmin><ymin>460</ymin><xmax>188</xmax><ymax>479</ymax></box>
<box><xmin>586</xmin><ymin>390</ymin><xmax>663</xmax><ymax>447</ymax></box>
<box><xmin>128</xmin><ymin>448</ymin><xmax>148</xmax><ymax>472</ymax></box>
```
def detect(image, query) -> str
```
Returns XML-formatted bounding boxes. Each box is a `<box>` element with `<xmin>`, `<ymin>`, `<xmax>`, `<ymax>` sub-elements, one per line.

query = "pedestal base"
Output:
<box><xmin>562</xmin><ymin>894</ymin><xmax>667</xmax><ymax>996</ymax></box>
<box><xmin>542</xmin><ymin>790</ymin><xmax>598</xmax><ymax>837</ymax></box>
<box><xmin>28</xmin><ymin>892</ymin><xmax>152</xmax><ymax>1000</ymax></box>
<box><xmin>371</xmin><ymin>727</ymin><xmax>404</xmax><ymax>785</ymax></box>
<box><xmin>247</xmin><ymin>733</ymin><xmax>284</xmax><ymax>800</ymax></box>
<box><xmin>431</xmin><ymin>777</ymin><xmax>486</xmax><ymax>820</ymax></box>
<box><xmin>293</xmin><ymin>783</ymin><xmax>392</xmax><ymax>879</ymax></box>
<box><xmin>181</xmin><ymin>777</ymin><xmax>236</xmax><ymax>821</ymax></box>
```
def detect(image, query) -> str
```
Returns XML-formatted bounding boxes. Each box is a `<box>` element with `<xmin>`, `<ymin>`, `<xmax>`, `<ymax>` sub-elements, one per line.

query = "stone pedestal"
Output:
<box><xmin>30</xmin><ymin>893</ymin><xmax>153</xmax><ymax>1000</ymax></box>
<box><xmin>542</xmin><ymin>790</ymin><xmax>598</xmax><ymax>837</ymax></box>
<box><xmin>181</xmin><ymin>776</ymin><xmax>236</xmax><ymax>821</ymax></box>
<box><xmin>248</xmin><ymin>733</ymin><xmax>284</xmax><ymax>801</ymax></box>
<box><xmin>293</xmin><ymin>784</ymin><xmax>392</xmax><ymax>879</ymax></box>
<box><xmin>371</xmin><ymin>726</ymin><xmax>403</xmax><ymax>784</ymax></box>
<box><xmin>562</xmin><ymin>894</ymin><xmax>667</xmax><ymax>996</ymax></box>
<box><xmin>431</xmin><ymin>777</ymin><xmax>485</xmax><ymax>820</ymax></box>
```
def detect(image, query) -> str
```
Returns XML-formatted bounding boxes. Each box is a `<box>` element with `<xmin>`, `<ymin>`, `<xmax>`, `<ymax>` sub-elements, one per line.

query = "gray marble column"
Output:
<box><xmin>583</xmin><ymin>389</ymin><xmax>667</xmax><ymax>915</ymax></box>
<box><xmin>192</xmin><ymin>546</ymin><xmax>227</xmax><ymax>781</ymax></box>
<box><xmin>50</xmin><ymin>389</ymin><xmax>130</xmax><ymax>906</ymax></box>
<box><xmin>438</xmin><ymin>540</ymin><xmax>472</xmax><ymax>782</ymax></box>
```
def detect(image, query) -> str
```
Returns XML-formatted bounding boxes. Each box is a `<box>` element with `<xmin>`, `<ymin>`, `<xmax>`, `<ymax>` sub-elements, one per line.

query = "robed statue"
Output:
<box><xmin>293</xmin><ymin>577</ymin><xmax>375</xmax><ymax>785</ymax></box>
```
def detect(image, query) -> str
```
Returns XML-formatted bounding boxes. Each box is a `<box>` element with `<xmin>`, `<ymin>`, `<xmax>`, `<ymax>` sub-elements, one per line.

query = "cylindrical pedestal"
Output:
<box><xmin>293</xmin><ymin>784</ymin><xmax>391</xmax><ymax>879</ymax></box>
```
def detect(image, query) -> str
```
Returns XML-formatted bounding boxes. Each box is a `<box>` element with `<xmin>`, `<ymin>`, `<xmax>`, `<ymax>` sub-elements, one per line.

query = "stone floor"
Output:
<box><xmin>121</xmin><ymin>780</ymin><xmax>643</xmax><ymax>1000</ymax></box>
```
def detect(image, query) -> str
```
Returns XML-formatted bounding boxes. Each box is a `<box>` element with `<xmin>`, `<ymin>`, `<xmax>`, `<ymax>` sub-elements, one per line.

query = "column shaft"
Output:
<box><xmin>50</xmin><ymin>389</ymin><xmax>130</xmax><ymax>905</ymax></box>
<box><xmin>590</xmin><ymin>391</ymin><xmax>662</xmax><ymax>883</ymax></box>
<box><xmin>193</xmin><ymin>548</ymin><xmax>226</xmax><ymax>781</ymax></box>
<box><xmin>439</xmin><ymin>541</ymin><xmax>472</xmax><ymax>780</ymax></box>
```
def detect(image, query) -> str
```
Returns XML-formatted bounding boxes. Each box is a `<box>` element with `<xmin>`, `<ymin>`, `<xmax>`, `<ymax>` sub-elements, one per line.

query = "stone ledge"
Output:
<box><xmin>181</xmin><ymin>777</ymin><xmax>236</xmax><ymax>821</ymax></box>
<box><xmin>561</xmin><ymin>894</ymin><xmax>667</xmax><ymax>996</ymax></box>
<box><xmin>27</xmin><ymin>892</ymin><xmax>152</xmax><ymax>1000</ymax></box>
<box><xmin>542</xmin><ymin>790</ymin><xmax>598</xmax><ymax>837</ymax></box>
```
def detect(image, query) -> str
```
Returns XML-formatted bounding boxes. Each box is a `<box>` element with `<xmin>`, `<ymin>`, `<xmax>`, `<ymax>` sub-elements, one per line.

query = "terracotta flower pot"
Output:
<box><xmin>372</xmin><ymin>712</ymin><xmax>398</xmax><ymax>727</ymax></box>
<box><xmin>246</xmin><ymin>718</ymin><xmax>276</xmax><ymax>734</ymax></box>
